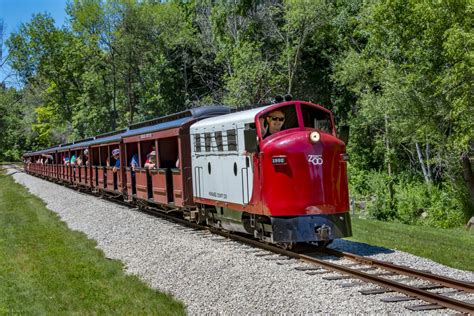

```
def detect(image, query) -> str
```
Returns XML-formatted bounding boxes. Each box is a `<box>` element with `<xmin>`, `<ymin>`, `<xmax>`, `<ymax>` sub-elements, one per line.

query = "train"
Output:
<box><xmin>23</xmin><ymin>99</ymin><xmax>352</xmax><ymax>248</ymax></box>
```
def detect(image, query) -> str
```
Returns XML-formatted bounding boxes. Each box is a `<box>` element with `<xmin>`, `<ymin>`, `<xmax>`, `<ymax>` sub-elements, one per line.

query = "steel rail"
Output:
<box><xmin>14</xmin><ymin>166</ymin><xmax>474</xmax><ymax>314</ymax></box>
<box><xmin>138</xmin><ymin>207</ymin><xmax>474</xmax><ymax>314</ymax></box>
<box><xmin>321</xmin><ymin>248</ymin><xmax>474</xmax><ymax>293</ymax></box>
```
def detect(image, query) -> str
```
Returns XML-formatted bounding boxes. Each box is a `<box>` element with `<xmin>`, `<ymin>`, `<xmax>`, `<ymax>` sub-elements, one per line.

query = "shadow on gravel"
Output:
<box><xmin>329</xmin><ymin>239</ymin><xmax>394</xmax><ymax>256</ymax></box>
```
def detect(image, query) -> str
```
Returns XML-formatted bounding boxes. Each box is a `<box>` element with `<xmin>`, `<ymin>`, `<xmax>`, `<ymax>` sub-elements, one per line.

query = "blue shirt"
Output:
<box><xmin>115</xmin><ymin>158</ymin><xmax>120</xmax><ymax>168</ymax></box>
<box><xmin>130</xmin><ymin>154</ymin><xmax>139</xmax><ymax>168</ymax></box>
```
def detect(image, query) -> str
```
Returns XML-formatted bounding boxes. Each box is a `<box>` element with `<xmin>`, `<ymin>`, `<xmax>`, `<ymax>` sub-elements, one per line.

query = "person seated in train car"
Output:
<box><xmin>63</xmin><ymin>156</ymin><xmax>70</xmax><ymax>165</ymax></box>
<box><xmin>260</xmin><ymin>109</ymin><xmax>286</xmax><ymax>139</ymax></box>
<box><xmin>70</xmin><ymin>154</ymin><xmax>77</xmax><ymax>166</ymax></box>
<box><xmin>144</xmin><ymin>151</ymin><xmax>157</xmax><ymax>169</ymax></box>
<box><xmin>44</xmin><ymin>154</ymin><xmax>53</xmax><ymax>164</ymax></box>
<box><xmin>83</xmin><ymin>149</ymin><xmax>89</xmax><ymax>166</ymax></box>
<box><xmin>130</xmin><ymin>153</ymin><xmax>139</xmax><ymax>171</ymax></box>
<box><xmin>112</xmin><ymin>148</ymin><xmax>120</xmax><ymax>173</ymax></box>
<box><xmin>76</xmin><ymin>155</ymin><xmax>83</xmax><ymax>166</ymax></box>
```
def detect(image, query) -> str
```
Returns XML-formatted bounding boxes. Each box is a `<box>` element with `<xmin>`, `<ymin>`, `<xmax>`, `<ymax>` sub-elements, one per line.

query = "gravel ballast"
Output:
<box><xmin>8</xmin><ymin>169</ymin><xmax>474</xmax><ymax>314</ymax></box>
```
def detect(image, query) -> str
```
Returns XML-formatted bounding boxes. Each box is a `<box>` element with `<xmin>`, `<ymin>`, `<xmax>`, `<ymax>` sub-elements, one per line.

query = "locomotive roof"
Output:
<box><xmin>191</xmin><ymin>105</ymin><xmax>271</xmax><ymax>129</ymax></box>
<box><xmin>122</xmin><ymin>105</ymin><xmax>230</xmax><ymax>138</ymax></box>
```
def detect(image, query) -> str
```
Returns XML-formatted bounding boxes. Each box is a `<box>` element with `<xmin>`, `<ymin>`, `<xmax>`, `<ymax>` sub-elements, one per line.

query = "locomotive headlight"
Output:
<box><xmin>309</xmin><ymin>131</ymin><xmax>320</xmax><ymax>143</ymax></box>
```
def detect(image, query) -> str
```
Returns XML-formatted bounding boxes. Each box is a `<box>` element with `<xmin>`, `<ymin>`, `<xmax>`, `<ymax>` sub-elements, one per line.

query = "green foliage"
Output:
<box><xmin>426</xmin><ymin>182</ymin><xmax>468</xmax><ymax>229</ymax></box>
<box><xmin>394</xmin><ymin>179</ymin><xmax>430</xmax><ymax>225</ymax></box>
<box><xmin>1</xmin><ymin>0</ymin><xmax>472</xmax><ymax>228</ymax></box>
<box><xmin>355</xmin><ymin>170</ymin><xmax>396</xmax><ymax>221</ymax></box>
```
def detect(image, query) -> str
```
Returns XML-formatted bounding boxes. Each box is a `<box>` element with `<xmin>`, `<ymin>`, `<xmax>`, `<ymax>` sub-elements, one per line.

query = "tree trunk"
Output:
<box><xmin>416</xmin><ymin>142</ymin><xmax>431</xmax><ymax>184</ymax></box>
<box><xmin>384</xmin><ymin>114</ymin><xmax>394</xmax><ymax>209</ymax></box>
<box><xmin>384</xmin><ymin>114</ymin><xmax>392</xmax><ymax>178</ymax></box>
<box><xmin>425</xmin><ymin>142</ymin><xmax>432</xmax><ymax>182</ymax></box>
<box><xmin>461</xmin><ymin>152</ymin><xmax>474</xmax><ymax>205</ymax></box>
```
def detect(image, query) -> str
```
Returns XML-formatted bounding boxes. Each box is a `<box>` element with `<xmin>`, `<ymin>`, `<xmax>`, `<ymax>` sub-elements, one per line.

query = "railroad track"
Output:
<box><xmin>136</xmin><ymin>205</ymin><xmax>474</xmax><ymax>314</ymax></box>
<box><xmin>9</xmin><ymin>166</ymin><xmax>474</xmax><ymax>314</ymax></box>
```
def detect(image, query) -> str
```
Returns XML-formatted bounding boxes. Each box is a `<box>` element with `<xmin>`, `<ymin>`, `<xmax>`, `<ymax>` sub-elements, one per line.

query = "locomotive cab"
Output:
<box><xmin>254</xmin><ymin>101</ymin><xmax>352</xmax><ymax>243</ymax></box>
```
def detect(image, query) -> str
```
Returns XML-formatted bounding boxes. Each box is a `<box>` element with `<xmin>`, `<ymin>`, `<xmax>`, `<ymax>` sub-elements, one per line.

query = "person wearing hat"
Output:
<box><xmin>112</xmin><ymin>148</ymin><xmax>120</xmax><ymax>173</ymax></box>
<box><xmin>144</xmin><ymin>150</ymin><xmax>156</xmax><ymax>169</ymax></box>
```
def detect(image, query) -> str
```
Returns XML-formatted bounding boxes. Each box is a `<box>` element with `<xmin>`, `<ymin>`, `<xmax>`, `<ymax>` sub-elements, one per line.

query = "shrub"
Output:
<box><xmin>366</xmin><ymin>171</ymin><xmax>396</xmax><ymax>220</ymax></box>
<box><xmin>394</xmin><ymin>180</ymin><xmax>430</xmax><ymax>224</ymax></box>
<box><xmin>426</xmin><ymin>183</ymin><xmax>467</xmax><ymax>228</ymax></box>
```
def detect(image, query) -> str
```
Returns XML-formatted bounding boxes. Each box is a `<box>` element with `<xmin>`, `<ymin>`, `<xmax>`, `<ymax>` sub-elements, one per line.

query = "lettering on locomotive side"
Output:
<box><xmin>209</xmin><ymin>191</ymin><xmax>228</xmax><ymax>199</ymax></box>
<box><xmin>308</xmin><ymin>154</ymin><xmax>323</xmax><ymax>166</ymax></box>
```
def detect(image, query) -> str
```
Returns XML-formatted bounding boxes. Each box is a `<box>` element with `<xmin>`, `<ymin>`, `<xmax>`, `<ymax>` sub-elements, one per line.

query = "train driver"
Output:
<box><xmin>261</xmin><ymin>109</ymin><xmax>286</xmax><ymax>139</ymax></box>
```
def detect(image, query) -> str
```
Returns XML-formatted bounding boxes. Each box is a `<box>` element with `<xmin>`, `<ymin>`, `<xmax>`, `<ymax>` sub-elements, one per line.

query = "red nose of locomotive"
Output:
<box><xmin>261</xmin><ymin>129</ymin><xmax>349</xmax><ymax>217</ymax></box>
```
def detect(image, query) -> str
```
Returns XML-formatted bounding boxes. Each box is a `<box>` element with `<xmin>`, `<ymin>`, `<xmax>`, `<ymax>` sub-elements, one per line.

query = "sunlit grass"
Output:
<box><xmin>0</xmin><ymin>169</ymin><xmax>185</xmax><ymax>314</ymax></box>
<box><xmin>348</xmin><ymin>217</ymin><xmax>474</xmax><ymax>271</ymax></box>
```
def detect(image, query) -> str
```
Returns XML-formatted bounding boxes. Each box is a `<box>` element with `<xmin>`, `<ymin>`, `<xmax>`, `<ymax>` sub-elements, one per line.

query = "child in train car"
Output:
<box><xmin>112</xmin><ymin>149</ymin><xmax>120</xmax><ymax>173</ymax></box>
<box><xmin>70</xmin><ymin>154</ymin><xmax>77</xmax><ymax>166</ymax></box>
<box><xmin>63</xmin><ymin>156</ymin><xmax>70</xmax><ymax>165</ymax></box>
<box><xmin>144</xmin><ymin>151</ymin><xmax>156</xmax><ymax>169</ymax></box>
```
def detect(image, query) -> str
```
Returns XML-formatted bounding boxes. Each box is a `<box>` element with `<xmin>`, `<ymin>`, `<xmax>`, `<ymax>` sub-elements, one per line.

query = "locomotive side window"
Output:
<box><xmin>194</xmin><ymin>134</ymin><xmax>201</xmax><ymax>152</ymax></box>
<box><xmin>301</xmin><ymin>104</ymin><xmax>333</xmax><ymax>134</ymax></box>
<box><xmin>204</xmin><ymin>132</ymin><xmax>211</xmax><ymax>152</ymax></box>
<box><xmin>227</xmin><ymin>129</ymin><xmax>237</xmax><ymax>151</ymax></box>
<box><xmin>215</xmin><ymin>131</ymin><xmax>224</xmax><ymax>151</ymax></box>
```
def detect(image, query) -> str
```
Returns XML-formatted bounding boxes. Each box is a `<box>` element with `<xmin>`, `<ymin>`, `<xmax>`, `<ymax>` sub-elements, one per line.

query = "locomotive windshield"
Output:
<box><xmin>258</xmin><ymin>104</ymin><xmax>298</xmax><ymax>139</ymax></box>
<box><xmin>257</xmin><ymin>103</ymin><xmax>334</xmax><ymax>139</ymax></box>
<box><xmin>301</xmin><ymin>104</ymin><xmax>333</xmax><ymax>135</ymax></box>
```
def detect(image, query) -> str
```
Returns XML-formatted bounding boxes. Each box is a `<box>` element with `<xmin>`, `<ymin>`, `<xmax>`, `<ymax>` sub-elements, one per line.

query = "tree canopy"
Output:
<box><xmin>0</xmin><ymin>0</ymin><xmax>472</xmax><ymax>227</ymax></box>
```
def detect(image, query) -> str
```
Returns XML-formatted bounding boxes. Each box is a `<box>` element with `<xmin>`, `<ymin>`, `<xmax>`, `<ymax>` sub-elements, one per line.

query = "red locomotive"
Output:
<box><xmin>24</xmin><ymin>99</ymin><xmax>351</xmax><ymax>248</ymax></box>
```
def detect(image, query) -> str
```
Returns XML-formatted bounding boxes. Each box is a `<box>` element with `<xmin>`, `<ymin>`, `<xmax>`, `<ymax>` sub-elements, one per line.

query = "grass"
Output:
<box><xmin>0</xmin><ymin>169</ymin><xmax>186</xmax><ymax>314</ymax></box>
<box><xmin>348</xmin><ymin>217</ymin><xmax>474</xmax><ymax>272</ymax></box>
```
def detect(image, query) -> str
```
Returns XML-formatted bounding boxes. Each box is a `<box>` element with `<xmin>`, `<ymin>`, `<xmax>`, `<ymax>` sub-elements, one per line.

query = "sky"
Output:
<box><xmin>1</xmin><ymin>0</ymin><xmax>68</xmax><ymax>87</ymax></box>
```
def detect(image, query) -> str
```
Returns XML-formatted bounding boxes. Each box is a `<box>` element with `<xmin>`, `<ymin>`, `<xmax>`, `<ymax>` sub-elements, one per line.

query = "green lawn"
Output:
<box><xmin>0</xmin><ymin>170</ymin><xmax>186</xmax><ymax>314</ymax></box>
<box><xmin>348</xmin><ymin>217</ymin><xmax>474</xmax><ymax>272</ymax></box>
